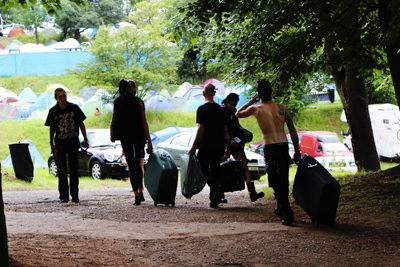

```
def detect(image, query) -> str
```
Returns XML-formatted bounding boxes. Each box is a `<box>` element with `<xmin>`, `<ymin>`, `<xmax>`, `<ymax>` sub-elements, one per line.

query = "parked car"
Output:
<box><xmin>48</xmin><ymin>129</ymin><xmax>129</xmax><ymax>180</ymax></box>
<box><xmin>300</xmin><ymin>131</ymin><xmax>342</xmax><ymax>157</ymax></box>
<box><xmin>156</xmin><ymin>132</ymin><xmax>267</xmax><ymax>180</ymax></box>
<box><xmin>315</xmin><ymin>156</ymin><xmax>357</xmax><ymax>173</ymax></box>
<box><xmin>249</xmin><ymin>141</ymin><xmax>295</xmax><ymax>158</ymax></box>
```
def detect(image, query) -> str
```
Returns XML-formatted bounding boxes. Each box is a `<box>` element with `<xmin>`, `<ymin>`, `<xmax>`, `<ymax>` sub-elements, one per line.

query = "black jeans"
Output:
<box><xmin>55</xmin><ymin>139</ymin><xmax>79</xmax><ymax>200</ymax></box>
<box><xmin>121</xmin><ymin>139</ymin><xmax>144</xmax><ymax>192</ymax></box>
<box><xmin>197</xmin><ymin>145</ymin><xmax>225</xmax><ymax>198</ymax></box>
<box><xmin>263</xmin><ymin>142</ymin><xmax>293</xmax><ymax>207</ymax></box>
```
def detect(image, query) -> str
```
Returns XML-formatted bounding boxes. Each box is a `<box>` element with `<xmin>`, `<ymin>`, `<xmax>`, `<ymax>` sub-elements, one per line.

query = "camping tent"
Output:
<box><xmin>6</xmin><ymin>102</ymin><xmax>37</xmax><ymax>120</ymax></box>
<box><xmin>173</xmin><ymin>82</ymin><xmax>192</xmax><ymax>98</ymax></box>
<box><xmin>0</xmin><ymin>90</ymin><xmax>20</xmax><ymax>105</ymax></box>
<box><xmin>27</xmin><ymin>109</ymin><xmax>48</xmax><ymax>120</ymax></box>
<box><xmin>18</xmin><ymin>88</ymin><xmax>38</xmax><ymax>103</ymax></box>
<box><xmin>181</xmin><ymin>97</ymin><xmax>202</xmax><ymax>112</ymax></box>
<box><xmin>41</xmin><ymin>28</ymin><xmax>57</xmax><ymax>37</ymax></box>
<box><xmin>68</xmin><ymin>96</ymin><xmax>85</xmax><ymax>107</ymax></box>
<box><xmin>0</xmin><ymin>87</ymin><xmax>6</xmax><ymax>95</ymax></box>
<box><xmin>202</xmin><ymin>78</ymin><xmax>226</xmax><ymax>97</ymax></box>
<box><xmin>94</xmin><ymin>88</ymin><xmax>113</xmax><ymax>102</ymax></box>
<box><xmin>0</xmin><ymin>113</ymin><xmax>5</xmax><ymax>121</ymax></box>
<box><xmin>156</xmin><ymin>88</ymin><xmax>172</xmax><ymax>99</ymax></box>
<box><xmin>35</xmin><ymin>92</ymin><xmax>55</xmax><ymax>110</ymax></box>
<box><xmin>1</xmin><ymin>139</ymin><xmax>47</xmax><ymax>169</ymax></box>
<box><xmin>145</xmin><ymin>95</ymin><xmax>174</xmax><ymax>111</ymax></box>
<box><xmin>45</xmin><ymin>40</ymin><xmax>57</xmax><ymax>46</ymax></box>
<box><xmin>79</xmin><ymin>86</ymin><xmax>97</xmax><ymax>101</ymax></box>
<box><xmin>46</xmin><ymin>84</ymin><xmax>71</xmax><ymax>95</ymax></box>
<box><xmin>182</xmin><ymin>86</ymin><xmax>204</xmax><ymax>99</ymax></box>
<box><xmin>0</xmin><ymin>44</ymin><xmax>4</xmax><ymax>50</ymax></box>
<box><xmin>7</xmin><ymin>27</ymin><xmax>26</xmax><ymax>37</ymax></box>
<box><xmin>82</xmin><ymin>97</ymin><xmax>107</xmax><ymax>117</ymax></box>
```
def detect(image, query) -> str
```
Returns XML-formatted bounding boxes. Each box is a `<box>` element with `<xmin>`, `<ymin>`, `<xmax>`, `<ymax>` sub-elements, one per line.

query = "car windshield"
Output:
<box><xmin>323</xmin><ymin>143</ymin><xmax>349</xmax><ymax>152</ymax></box>
<box><xmin>87</xmin><ymin>131</ymin><xmax>113</xmax><ymax>147</ymax></box>
<box><xmin>317</xmin><ymin>134</ymin><xmax>340</xmax><ymax>143</ymax></box>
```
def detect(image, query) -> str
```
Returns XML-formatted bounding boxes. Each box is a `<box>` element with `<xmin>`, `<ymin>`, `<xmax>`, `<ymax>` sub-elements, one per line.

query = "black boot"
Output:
<box><xmin>275</xmin><ymin>201</ymin><xmax>294</xmax><ymax>226</ymax></box>
<box><xmin>139</xmin><ymin>192</ymin><xmax>145</xmax><ymax>202</ymax></box>
<box><xmin>247</xmin><ymin>182</ymin><xmax>265</xmax><ymax>202</ymax></box>
<box><xmin>133</xmin><ymin>195</ymin><xmax>141</xmax><ymax>205</ymax></box>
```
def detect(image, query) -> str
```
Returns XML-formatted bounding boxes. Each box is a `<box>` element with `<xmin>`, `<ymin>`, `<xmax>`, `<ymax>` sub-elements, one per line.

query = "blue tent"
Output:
<box><xmin>18</xmin><ymin>88</ymin><xmax>38</xmax><ymax>103</ymax></box>
<box><xmin>182</xmin><ymin>86</ymin><xmax>204</xmax><ymax>99</ymax></box>
<box><xmin>181</xmin><ymin>98</ymin><xmax>202</xmax><ymax>112</ymax></box>
<box><xmin>145</xmin><ymin>95</ymin><xmax>174</xmax><ymax>111</ymax></box>
<box><xmin>35</xmin><ymin>92</ymin><xmax>55</xmax><ymax>110</ymax></box>
<box><xmin>1</xmin><ymin>139</ymin><xmax>47</xmax><ymax>169</ymax></box>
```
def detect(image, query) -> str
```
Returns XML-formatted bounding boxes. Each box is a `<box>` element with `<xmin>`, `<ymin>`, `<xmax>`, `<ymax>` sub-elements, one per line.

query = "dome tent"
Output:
<box><xmin>82</xmin><ymin>97</ymin><xmax>108</xmax><ymax>117</ymax></box>
<box><xmin>35</xmin><ymin>92</ymin><xmax>55</xmax><ymax>110</ymax></box>
<box><xmin>181</xmin><ymin>97</ymin><xmax>202</xmax><ymax>112</ymax></box>
<box><xmin>79</xmin><ymin>86</ymin><xmax>98</xmax><ymax>101</ymax></box>
<box><xmin>18</xmin><ymin>88</ymin><xmax>38</xmax><ymax>103</ymax></box>
<box><xmin>145</xmin><ymin>95</ymin><xmax>174</xmax><ymax>111</ymax></box>
<box><xmin>7</xmin><ymin>27</ymin><xmax>26</xmax><ymax>37</ymax></box>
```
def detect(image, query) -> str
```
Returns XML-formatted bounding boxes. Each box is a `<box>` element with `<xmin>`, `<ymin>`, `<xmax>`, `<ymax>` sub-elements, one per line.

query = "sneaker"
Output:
<box><xmin>220</xmin><ymin>198</ymin><xmax>228</xmax><ymax>204</ymax></box>
<box><xmin>60</xmin><ymin>199</ymin><xmax>68</xmax><ymax>203</ymax></box>
<box><xmin>72</xmin><ymin>198</ymin><xmax>79</xmax><ymax>203</ymax></box>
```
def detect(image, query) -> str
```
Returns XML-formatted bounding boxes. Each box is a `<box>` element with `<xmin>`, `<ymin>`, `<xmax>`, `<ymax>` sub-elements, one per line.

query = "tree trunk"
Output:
<box><xmin>0</xmin><ymin>165</ymin><xmax>9</xmax><ymax>267</ymax></box>
<box><xmin>345</xmin><ymin>68</ymin><xmax>380</xmax><ymax>171</ymax></box>
<box><xmin>331</xmin><ymin>66</ymin><xmax>380</xmax><ymax>172</ymax></box>
<box><xmin>379</xmin><ymin>0</ymin><xmax>400</xmax><ymax>108</ymax></box>
<box><xmin>34</xmin><ymin>25</ymin><xmax>39</xmax><ymax>44</ymax></box>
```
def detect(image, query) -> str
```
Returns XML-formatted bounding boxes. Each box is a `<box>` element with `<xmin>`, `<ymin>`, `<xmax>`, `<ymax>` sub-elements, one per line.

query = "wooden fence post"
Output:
<box><xmin>0</xmin><ymin>165</ymin><xmax>10</xmax><ymax>266</ymax></box>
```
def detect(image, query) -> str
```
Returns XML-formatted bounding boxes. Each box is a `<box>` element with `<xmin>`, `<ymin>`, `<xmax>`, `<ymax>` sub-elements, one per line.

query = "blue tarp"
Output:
<box><xmin>0</xmin><ymin>51</ymin><xmax>93</xmax><ymax>77</ymax></box>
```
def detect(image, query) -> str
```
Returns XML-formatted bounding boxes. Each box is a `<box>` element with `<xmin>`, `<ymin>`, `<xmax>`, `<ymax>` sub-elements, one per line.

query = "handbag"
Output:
<box><xmin>180</xmin><ymin>154</ymin><xmax>206</xmax><ymax>199</ymax></box>
<box><xmin>238</xmin><ymin>127</ymin><xmax>253</xmax><ymax>143</ymax></box>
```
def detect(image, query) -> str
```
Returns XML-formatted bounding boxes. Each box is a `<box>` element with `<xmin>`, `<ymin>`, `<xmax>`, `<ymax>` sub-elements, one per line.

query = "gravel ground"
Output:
<box><xmin>3</xmin><ymin>186</ymin><xmax>400</xmax><ymax>266</ymax></box>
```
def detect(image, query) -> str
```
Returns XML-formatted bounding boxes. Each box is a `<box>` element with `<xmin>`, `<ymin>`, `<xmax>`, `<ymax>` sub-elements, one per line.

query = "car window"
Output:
<box><xmin>176</xmin><ymin>134</ymin><xmax>191</xmax><ymax>147</ymax></box>
<box><xmin>87</xmin><ymin>131</ymin><xmax>113</xmax><ymax>147</ymax></box>
<box><xmin>317</xmin><ymin>134</ymin><xmax>340</xmax><ymax>143</ymax></box>
<box><xmin>170</xmin><ymin>136</ymin><xmax>179</xmax><ymax>146</ymax></box>
<box><xmin>323</xmin><ymin>143</ymin><xmax>349</xmax><ymax>152</ymax></box>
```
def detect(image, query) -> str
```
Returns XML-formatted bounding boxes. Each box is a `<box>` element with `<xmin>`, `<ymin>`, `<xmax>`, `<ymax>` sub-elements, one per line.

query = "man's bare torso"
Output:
<box><xmin>252</xmin><ymin>101</ymin><xmax>288</xmax><ymax>145</ymax></box>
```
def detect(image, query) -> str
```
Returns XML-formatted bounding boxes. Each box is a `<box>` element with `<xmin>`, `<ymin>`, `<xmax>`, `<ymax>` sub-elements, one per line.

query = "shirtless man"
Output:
<box><xmin>236</xmin><ymin>79</ymin><xmax>301</xmax><ymax>225</ymax></box>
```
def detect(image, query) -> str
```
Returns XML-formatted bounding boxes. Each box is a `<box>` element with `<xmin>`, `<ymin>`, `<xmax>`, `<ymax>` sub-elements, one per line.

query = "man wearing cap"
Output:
<box><xmin>189</xmin><ymin>83</ymin><xmax>230</xmax><ymax>208</ymax></box>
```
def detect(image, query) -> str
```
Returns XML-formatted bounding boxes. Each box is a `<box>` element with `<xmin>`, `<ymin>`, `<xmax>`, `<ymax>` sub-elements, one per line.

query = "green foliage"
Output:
<box><xmin>0</xmin><ymin>0</ymin><xmax>86</xmax><ymax>16</ymax></box>
<box><xmin>71</xmin><ymin>26</ymin><xmax>183</xmax><ymax>96</ymax></box>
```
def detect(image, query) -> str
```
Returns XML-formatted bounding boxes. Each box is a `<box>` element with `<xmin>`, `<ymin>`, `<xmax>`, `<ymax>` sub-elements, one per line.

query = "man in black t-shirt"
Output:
<box><xmin>45</xmin><ymin>88</ymin><xmax>88</xmax><ymax>203</ymax></box>
<box><xmin>189</xmin><ymin>84</ymin><xmax>230</xmax><ymax>208</ymax></box>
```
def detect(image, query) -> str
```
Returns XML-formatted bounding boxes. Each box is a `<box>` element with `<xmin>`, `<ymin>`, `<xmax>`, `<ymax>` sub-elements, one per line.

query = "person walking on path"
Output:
<box><xmin>221</xmin><ymin>93</ymin><xmax>264</xmax><ymax>202</ymax></box>
<box><xmin>110</xmin><ymin>79</ymin><xmax>153</xmax><ymax>205</ymax></box>
<box><xmin>236</xmin><ymin>79</ymin><xmax>301</xmax><ymax>225</ymax></box>
<box><xmin>189</xmin><ymin>83</ymin><xmax>230</xmax><ymax>208</ymax></box>
<box><xmin>45</xmin><ymin>88</ymin><xmax>88</xmax><ymax>203</ymax></box>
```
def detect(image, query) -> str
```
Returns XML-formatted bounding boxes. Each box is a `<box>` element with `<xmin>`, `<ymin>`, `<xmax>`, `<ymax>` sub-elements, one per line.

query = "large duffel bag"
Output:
<box><xmin>220</xmin><ymin>160</ymin><xmax>245</xmax><ymax>192</ymax></box>
<box><xmin>293</xmin><ymin>155</ymin><xmax>340</xmax><ymax>226</ymax></box>
<box><xmin>180</xmin><ymin>154</ymin><xmax>206</xmax><ymax>199</ymax></box>
<box><xmin>144</xmin><ymin>149</ymin><xmax>178</xmax><ymax>206</ymax></box>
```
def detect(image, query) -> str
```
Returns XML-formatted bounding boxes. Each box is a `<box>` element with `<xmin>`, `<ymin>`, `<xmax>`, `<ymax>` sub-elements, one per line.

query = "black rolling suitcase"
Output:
<box><xmin>220</xmin><ymin>160</ymin><xmax>245</xmax><ymax>192</ymax></box>
<box><xmin>144</xmin><ymin>149</ymin><xmax>178</xmax><ymax>206</ymax></box>
<box><xmin>293</xmin><ymin>155</ymin><xmax>340</xmax><ymax>226</ymax></box>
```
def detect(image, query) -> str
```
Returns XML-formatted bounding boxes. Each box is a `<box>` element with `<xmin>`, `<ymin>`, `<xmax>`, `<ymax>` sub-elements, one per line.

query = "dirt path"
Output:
<box><xmin>3</xmin><ymin>187</ymin><xmax>400</xmax><ymax>266</ymax></box>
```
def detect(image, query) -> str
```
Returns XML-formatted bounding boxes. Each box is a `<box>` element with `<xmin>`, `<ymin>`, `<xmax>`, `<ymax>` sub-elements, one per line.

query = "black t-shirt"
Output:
<box><xmin>196</xmin><ymin>102</ymin><xmax>226</xmax><ymax>150</ymax></box>
<box><xmin>45</xmin><ymin>102</ymin><xmax>86</xmax><ymax>143</ymax></box>
<box><xmin>113</xmin><ymin>94</ymin><xmax>146</xmax><ymax>143</ymax></box>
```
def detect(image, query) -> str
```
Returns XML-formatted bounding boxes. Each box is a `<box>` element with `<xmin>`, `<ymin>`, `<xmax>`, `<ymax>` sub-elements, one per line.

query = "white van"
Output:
<box><xmin>341</xmin><ymin>104</ymin><xmax>400</xmax><ymax>159</ymax></box>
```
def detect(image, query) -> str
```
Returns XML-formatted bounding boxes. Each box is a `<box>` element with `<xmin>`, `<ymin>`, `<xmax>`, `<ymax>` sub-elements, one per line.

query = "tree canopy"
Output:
<box><xmin>173</xmin><ymin>0</ymin><xmax>400</xmax><ymax>171</ymax></box>
<box><xmin>0</xmin><ymin>0</ymin><xmax>85</xmax><ymax>15</ymax></box>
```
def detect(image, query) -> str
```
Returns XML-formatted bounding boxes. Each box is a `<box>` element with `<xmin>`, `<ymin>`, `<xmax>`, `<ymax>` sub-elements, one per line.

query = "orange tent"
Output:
<box><xmin>8</xmin><ymin>27</ymin><xmax>26</xmax><ymax>37</ymax></box>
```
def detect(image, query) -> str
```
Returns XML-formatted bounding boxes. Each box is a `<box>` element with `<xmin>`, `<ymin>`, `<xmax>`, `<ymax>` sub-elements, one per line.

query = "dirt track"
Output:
<box><xmin>3</xmin><ymin>187</ymin><xmax>400</xmax><ymax>266</ymax></box>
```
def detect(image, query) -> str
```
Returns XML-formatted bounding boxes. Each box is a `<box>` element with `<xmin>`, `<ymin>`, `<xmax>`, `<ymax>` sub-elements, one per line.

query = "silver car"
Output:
<box><xmin>156</xmin><ymin>132</ymin><xmax>267</xmax><ymax>180</ymax></box>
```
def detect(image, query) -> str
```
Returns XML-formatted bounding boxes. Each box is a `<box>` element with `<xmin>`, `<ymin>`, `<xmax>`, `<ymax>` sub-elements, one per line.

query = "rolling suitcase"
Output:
<box><xmin>144</xmin><ymin>149</ymin><xmax>178</xmax><ymax>206</ymax></box>
<box><xmin>293</xmin><ymin>155</ymin><xmax>340</xmax><ymax>226</ymax></box>
<box><xmin>220</xmin><ymin>160</ymin><xmax>246</xmax><ymax>192</ymax></box>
